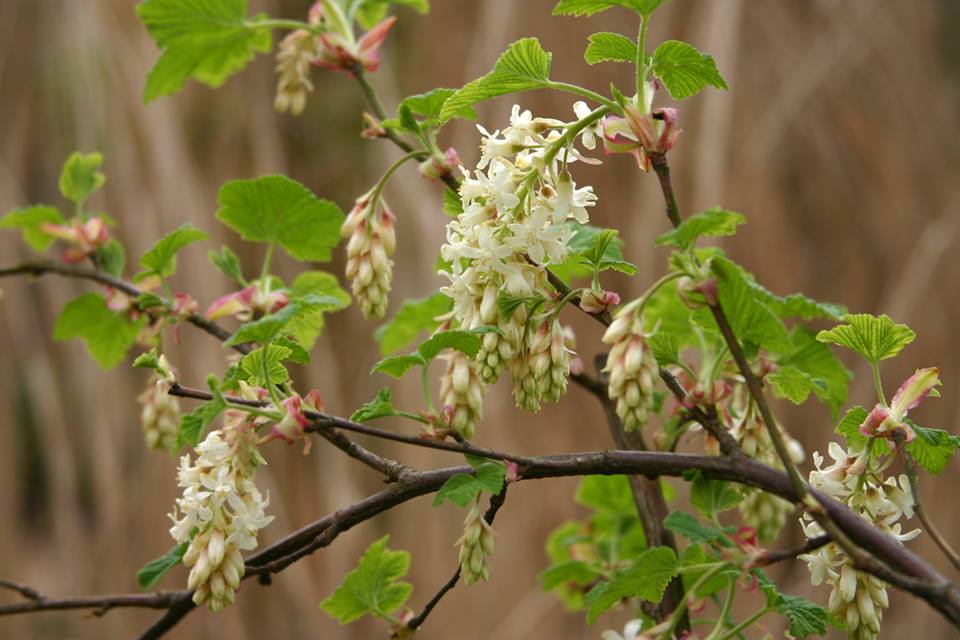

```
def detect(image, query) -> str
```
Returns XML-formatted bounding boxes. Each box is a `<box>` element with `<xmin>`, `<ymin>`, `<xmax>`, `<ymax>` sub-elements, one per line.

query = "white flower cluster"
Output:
<box><xmin>801</xmin><ymin>442</ymin><xmax>918</xmax><ymax>639</ymax></box>
<box><xmin>139</xmin><ymin>375</ymin><xmax>179</xmax><ymax>452</ymax></box>
<box><xmin>440</xmin><ymin>104</ymin><xmax>596</xmax><ymax>411</ymax></box>
<box><xmin>601</xmin><ymin>307</ymin><xmax>659</xmax><ymax>431</ymax></box>
<box><xmin>168</xmin><ymin>424</ymin><xmax>274</xmax><ymax>612</ymax></box>
<box><xmin>274</xmin><ymin>30</ymin><xmax>320</xmax><ymax>115</ymax></box>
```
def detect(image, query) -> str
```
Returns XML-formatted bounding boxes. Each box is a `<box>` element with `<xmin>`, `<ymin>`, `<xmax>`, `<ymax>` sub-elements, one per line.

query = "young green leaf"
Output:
<box><xmin>689</xmin><ymin>476</ymin><xmax>741</xmax><ymax>518</ymax></box>
<box><xmin>133</xmin><ymin>348</ymin><xmax>162</xmax><ymax>372</ymax></box>
<box><xmin>906</xmin><ymin>423</ymin><xmax>960</xmax><ymax>475</ymax></box>
<box><xmin>442</xmin><ymin>188</ymin><xmax>464</xmax><ymax>217</ymax></box>
<box><xmin>137</xmin><ymin>542</ymin><xmax>188</xmax><ymax>591</ymax></box>
<box><xmin>371</xmin><ymin>354</ymin><xmax>426</xmax><ymax>378</ymax></box>
<box><xmin>648</xmin><ymin>332</ymin><xmax>682</xmax><ymax>367</ymax></box>
<box><xmin>216</xmin><ymin>175</ymin><xmax>345</xmax><ymax>262</ymax></box>
<box><xmin>238</xmin><ymin>345</ymin><xmax>292</xmax><ymax>386</ymax></box>
<box><xmin>353</xmin><ymin>0</ymin><xmax>430</xmax><ymax>30</ymax></box>
<box><xmin>584</xmin><ymin>32</ymin><xmax>638</xmax><ymax>65</ymax></box>
<box><xmin>432</xmin><ymin>460</ymin><xmax>506</xmax><ymax>508</ymax></box>
<box><xmin>286</xmin><ymin>272</ymin><xmax>351</xmax><ymax>349</ymax></box>
<box><xmin>440</xmin><ymin>38</ymin><xmax>552</xmax><ymax>123</ymax></box>
<box><xmin>97</xmin><ymin>239</ymin><xmax>126</xmax><ymax>278</ymax></box>
<box><xmin>374</xmin><ymin>293</ymin><xmax>452</xmax><ymax>356</ymax></box>
<box><xmin>398</xmin><ymin>88</ymin><xmax>476</xmax><ymax>129</ymax></box>
<box><xmin>136</xmin><ymin>223</ymin><xmax>208</xmax><ymax>282</ymax></box>
<box><xmin>655</xmin><ymin>207</ymin><xmax>745</xmax><ymax>249</ymax></box>
<box><xmin>575</xmin><ymin>475</ymin><xmax>637</xmax><ymax>515</ymax></box>
<box><xmin>417</xmin><ymin>328</ymin><xmax>491</xmax><ymax>362</ymax></box>
<box><xmin>320</xmin><ymin>535</ymin><xmax>413</xmax><ymax>624</ymax></box>
<box><xmin>225</xmin><ymin>295</ymin><xmax>343</xmax><ymax>346</ymax></box>
<box><xmin>208</xmin><ymin>246</ymin><xmax>246</xmax><ymax>285</ymax></box>
<box><xmin>350</xmin><ymin>387</ymin><xmax>398</xmax><ymax>422</ymax></box>
<box><xmin>816</xmin><ymin>313</ymin><xmax>916</xmax><ymax>364</ymax></box>
<box><xmin>663</xmin><ymin>511</ymin><xmax>730</xmax><ymax>547</ymax></box>
<box><xmin>538</xmin><ymin>560</ymin><xmax>602</xmax><ymax>593</ymax></box>
<box><xmin>553</xmin><ymin>0</ymin><xmax>667</xmax><ymax>17</ymax></box>
<box><xmin>754</xmin><ymin>570</ymin><xmax>830</xmax><ymax>637</ymax></box>
<box><xmin>177</xmin><ymin>378</ymin><xmax>226</xmax><ymax>450</ymax></box>
<box><xmin>834</xmin><ymin>406</ymin><xmax>889</xmax><ymax>457</ymax></box>
<box><xmin>137</xmin><ymin>0</ymin><xmax>272</xmax><ymax>102</ymax></box>
<box><xmin>53</xmin><ymin>293</ymin><xmax>145</xmax><ymax>369</ymax></box>
<box><xmin>59</xmin><ymin>152</ymin><xmax>106</xmax><ymax>206</ymax></box>
<box><xmin>652</xmin><ymin>40</ymin><xmax>728</xmax><ymax>100</ymax></box>
<box><xmin>768</xmin><ymin>365</ymin><xmax>821</xmax><ymax>405</ymax></box>
<box><xmin>774</xmin><ymin>326</ymin><xmax>851</xmax><ymax>415</ymax></box>
<box><xmin>0</xmin><ymin>205</ymin><xmax>63</xmax><ymax>251</ymax></box>
<box><xmin>550</xmin><ymin>223</ymin><xmax>631</xmax><ymax>283</ymax></box>
<box><xmin>583</xmin><ymin>547</ymin><xmax>678</xmax><ymax>623</ymax></box>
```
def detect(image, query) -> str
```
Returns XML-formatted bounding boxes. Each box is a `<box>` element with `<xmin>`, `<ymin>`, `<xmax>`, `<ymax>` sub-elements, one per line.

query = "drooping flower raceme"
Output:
<box><xmin>800</xmin><ymin>441</ymin><xmax>919</xmax><ymax>639</ymax></box>
<box><xmin>438</xmin><ymin>349</ymin><xmax>485</xmax><ymax>440</ymax></box>
<box><xmin>439</xmin><ymin>104</ymin><xmax>597</xmax><ymax>411</ymax></box>
<box><xmin>457</xmin><ymin>497</ymin><xmax>495</xmax><ymax>585</ymax></box>
<box><xmin>139</xmin><ymin>374</ymin><xmax>179</xmax><ymax>451</ymax></box>
<box><xmin>168</xmin><ymin>421</ymin><xmax>273</xmax><ymax>612</ymax></box>
<box><xmin>342</xmin><ymin>190</ymin><xmax>396</xmax><ymax>319</ymax></box>
<box><xmin>601</xmin><ymin>306</ymin><xmax>659</xmax><ymax>431</ymax></box>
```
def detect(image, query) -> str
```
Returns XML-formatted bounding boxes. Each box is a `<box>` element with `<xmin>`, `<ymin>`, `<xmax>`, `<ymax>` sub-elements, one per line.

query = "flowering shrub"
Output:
<box><xmin>1</xmin><ymin>0</ymin><xmax>959</xmax><ymax>638</ymax></box>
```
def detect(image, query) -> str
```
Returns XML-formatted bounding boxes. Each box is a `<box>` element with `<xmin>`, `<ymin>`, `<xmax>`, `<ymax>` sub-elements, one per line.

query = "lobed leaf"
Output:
<box><xmin>320</xmin><ymin>535</ymin><xmax>413</xmax><ymax>624</ymax></box>
<box><xmin>583</xmin><ymin>547</ymin><xmax>678</xmax><ymax>623</ymax></box>
<box><xmin>654</xmin><ymin>207</ymin><xmax>745</xmax><ymax>249</ymax></box>
<box><xmin>137</xmin><ymin>223</ymin><xmax>208</xmax><ymax>282</ymax></box>
<box><xmin>553</xmin><ymin>0</ymin><xmax>667</xmax><ymax>17</ymax></box>
<box><xmin>374</xmin><ymin>293</ymin><xmax>452</xmax><ymax>355</ymax></box>
<box><xmin>350</xmin><ymin>387</ymin><xmax>398</xmax><ymax>422</ymax></box>
<box><xmin>0</xmin><ymin>205</ymin><xmax>64</xmax><ymax>251</ymax></box>
<box><xmin>816</xmin><ymin>313</ymin><xmax>916</xmax><ymax>364</ymax></box>
<box><xmin>59</xmin><ymin>152</ymin><xmax>106</xmax><ymax>206</ymax></box>
<box><xmin>53</xmin><ymin>293</ymin><xmax>145</xmax><ymax>369</ymax></box>
<box><xmin>584</xmin><ymin>32</ymin><xmax>638</xmax><ymax>65</ymax></box>
<box><xmin>651</xmin><ymin>40</ymin><xmax>728</xmax><ymax>100</ymax></box>
<box><xmin>208</xmin><ymin>245</ymin><xmax>246</xmax><ymax>285</ymax></box>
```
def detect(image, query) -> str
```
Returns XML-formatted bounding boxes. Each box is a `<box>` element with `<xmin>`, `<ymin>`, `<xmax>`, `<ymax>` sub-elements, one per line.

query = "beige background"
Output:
<box><xmin>1</xmin><ymin>0</ymin><xmax>959</xmax><ymax>638</ymax></box>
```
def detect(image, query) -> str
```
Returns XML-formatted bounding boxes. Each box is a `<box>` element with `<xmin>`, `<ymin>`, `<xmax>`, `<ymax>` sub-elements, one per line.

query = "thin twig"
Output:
<box><xmin>894</xmin><ymin>431</ymin><xmax>960</xmax><ymax>573</ymax></box>
<box><xmin>0</xmin><ymin>588</ymin><xmax>187</xmax><ymax>617</ymax></box>
<box><xmin>407</xmin><ymin>486</ymin><xmax>508</xmax><ymax>631</ymax></box>
<box><xmin>755</xmin><ymin>535</ymin><xmax>831</xmax><ymax>567</ymax></box>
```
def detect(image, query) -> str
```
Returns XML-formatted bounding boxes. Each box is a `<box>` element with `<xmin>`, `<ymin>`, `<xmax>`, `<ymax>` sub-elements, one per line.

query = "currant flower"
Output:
<box><xmin>274</xmin><ymin>30</ymin><xmax>320</xmax><ymax>115</ymax></box>
<box><xmin>138</xmin><ymin>374</ymin><xmax>179</xmax><ymax>452</ymax></box>
<box><xmin>601</xmin><ymin>308</ymin><xmax>659</xmax><ymax>431</ymax></box>
<box><xmin>342</xmin><ymin>191</ymin><xmax>396</xmax><ymax>319</ymax></box>
<box><xmin>457</xmin><ymin>497</ymin><xmax>494</xmax><ymax>585</ymax></box>
<box><xmin>859</xmin><ymin>367</ymin><xmax>940</xmax><ymax>441</ymax></box>
<box><xmin>438</xmin><ymin>349</ymin><xmax>485</xmax><ymax>440</ymax></box>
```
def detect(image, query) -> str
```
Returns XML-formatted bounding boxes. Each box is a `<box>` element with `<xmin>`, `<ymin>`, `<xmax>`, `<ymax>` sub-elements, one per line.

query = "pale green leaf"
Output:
<box><xmin>137</xmin><ymin>223</ymin><xmax>208</xmax><ymax>281</ymax></box>
<box><xmin>353</xmin><ymin>0</ymin><xmax>429</xmax><ymax>30</ymax></box>
<box><xmin>690</xmin><ymin>476</ymin><xmax>741</xmax><ymax>518</ymax></box>
<box><xmin>225</xmin><ymin>295</ymin><xmax>343</xmax><ymax>346</ymax></box>
<box><xmin>0</xmin><ymin>205</ymin><xmax>64</xmax><ymax>251</ymax></box>
<box><xmin>907</xmin><ymin>423</ymin><xmax>960</xmax><ymax>475</ymax></box>
<box><xmin>663</xmin><ymin>511</ymin><xmax>730</xmax><ymax>546</ymax></box>
<box><xmin>137</xmin><ymin>0</ymin><xmax>272</xmax><ymax>102</ymax></box>
<box><xmin>371</xmin><ymin>354</ymin><xmax>425</xmax><ymax>378</ymax></box>
<box><xmin>433</xmin><ymin>461</ymin><xmax>505</xmax><ymax>508</ymax></box>
<box><xmin>775</xmin><ymin>327</ymin><xmax>851</xmax><ymax>414</ymax></box>
<box><xmin>208</xmin><ymin>245</ymin><xmax>246</xmax><ymax>284</ymax></box>
<box><xmin>350</xmin><ymin>387</ymin><xmax>398</xmax><ymax>422</ymax></box>
<box><xmin>584</xmin><ymin>32</ymin><xmax>638</xmax><ymax>65</ymax></box>
<box><xmin>655</xmin><ymin>207</ymin><xmax>745</xmax><ymax>249</ymax></box>
<box><xmin>439</xmin><ymin>38</ymin><xmax>552</xmax><ymax>123</ymax></box>
<box><xmin>216</xmin><ymin>175</ymin><xmax>345</xmax><ymax>262</ymax></box>
<box><xmin>652</xmin><ymin>40</ymin><xmax>728</xmax><ymax>100</ymax></box>
<box><xmin>584</xmin><ymin>547</ymin><xmax>678</xmax><ymax>623</ymax></box>
<box><xmin>238</xmin><ymin>345</ymin><xmax>292</xmax><ymax>386</ymax></box>
<box><xmin>816</xmin><ymin>313</ymin><xmax>916</xmax><ymax>364</ymax></box>
<box><xmin>59</xmin><ymin>152</ymin><xmax>106</xmax><ymax>205</ymax></box>
<box><xmin>553</xmin><ymin>0</ymin><xmax>667</xmax><ymax>17</ymax></box>
<box><xmin>137</xmin><ymin>543</ymin><xmax>188</xmax><ymax>591</ymax></box>
<box><xmin>286</xmin><ymin>271</ymin><xmax>351</xmax><ymax>348</ymax></box>
<box><xmin>374</xmin><ymin>293</ymin><xmax>452</xmax><ymax>355</ymax></box>
<box><xmin>97</xmin><ymin>239</ymin><xmax>126</xmax><ymax>278</ymax></box>
<box><xmin>53</xmin><ymin>293</ymin><xmax>145</xmax><ymax>369</ymax></box>
<box><xmin>320</xmin><ymin>535</ymin><xmax>413</xmax><ymax>624</ymax></box>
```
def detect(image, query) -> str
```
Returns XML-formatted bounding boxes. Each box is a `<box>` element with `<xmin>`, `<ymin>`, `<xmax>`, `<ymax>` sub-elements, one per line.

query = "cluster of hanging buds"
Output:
<box><xmin>601</xmin><ymin>304</ymin><xmax>659</xmax><ymax>431</ymax></box>
<box><xmin>40</xmin><ymin>217</ymin><xmax>109</xmax><ymax>263</ymax></box>
<box><xmin>138</xmin><ymin>354</ymin><xmax>178</xmax><ymax>451</ymax></box>
<box><xmin>457</xmin><ymin>497</ymin><xmax>495</xmax><ymax>585</ymax></box>
<box><xmin>206</xmin><ymin>280</ymin><xmax>289</xmax><ymax>322</ymax></box>
<box><xmin>341</xmin><ymin>191</ymin><xmax>395</xmax><ymax>319</ymax></box>
<box><xmin>438</xmin><ymin>349</ymin><xmax>485</xmax><ymax>440</ymax></box>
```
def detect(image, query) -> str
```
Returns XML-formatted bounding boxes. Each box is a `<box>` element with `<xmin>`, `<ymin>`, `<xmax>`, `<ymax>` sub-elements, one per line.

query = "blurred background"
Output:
<box><xmin>1</xmin><ymin>0</ymin><xmax>959</xmax><ymax>637</ymax></box>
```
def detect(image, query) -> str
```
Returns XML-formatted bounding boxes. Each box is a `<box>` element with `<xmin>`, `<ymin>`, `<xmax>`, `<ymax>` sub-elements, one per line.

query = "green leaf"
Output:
<box><xmin>97</xmin><ymin>239</ymin><xmax>126</xmax><ymax>278</ymax></box>
<box><xmin>433</xmin><ymin>460</ymin><xmax>505</xmax><ymax>508</ymax></box>
<box><xmin>399</xmin><ymin>88</ymin><xmax>476</xmax><ymax>128</ymax></box>
<box><xmin>778</xmin><ymin>594</ymin><xmax>829</xmax><ymax>638</ymax></box>
<box><xmin>286</xmin><ymin>271</ymin><xmax>352</xmax><ymax>348</ymax></box>
<box><xmin>652</xmin><ymin>40</ymin><xmax>728</xmax><ymax>101</ymax></box>
<box><xmin>371</xmin><ymin>354</ymin><xmax>426</xmax><ymax>378</ymax></box>
<box><xmin>137</xmin><ymin>223</ymin><xmax>208</xmax><ymax>281</ymax></box>
<box><xmin>238</xmin><ymin>345</ymin><xmax>292</xmax><ymax>386</ymax></box>
<box><xmin>663</xmin><ymin>511</ymin><xmax>730</xmax><ymax>546</ymax></box>
<box><xmin>442</xmin><ymin>188</ymin><xmax>464</xmax><ymax>217</ymax></box>
<box><xmin>59</xmin><ymin>152</ymin><xmax>106</xmax><ymax>205</ymax></box>
<box><xmin>353</xmin><ymin>0</ymin><xmax>430</xmax><ymax>29</ymax></box>
<box><xmin>655</xmin><ymin>207</ymin><xmax>745</xmax><ymax>250</ymax></box>
<box><xmin>553</xmin><ymin>0</ymin><xmax>667</xmax><ymax>17</ymax></box>
<box><xmin>538</xmin><ymin>560</ymin><xmax>601</xmax><ymax>592</ymax></box>
<box><xmin>907</xmin><ymin>424</ymin><xmax>960</xmax><ymax>475</ymax></box>
<box><xmin>320</xmin><ymin>535</ymin><xmax>413</xmax><ymax>624</ymax></box>
<box><xmin>816</xmin><ymin>313</ymin><xmax>916</xmax><ymax>364</ymax></box>
<box><xmin>690</xmin><ymin>476</ymin><xmax>741</xmax><ymax>518</ymax></box>
<box><xmin>53</xmin><ymin>293</ymin><xmax>145</xmax><ymax>369</ymax></box>
<box><xmin>225</xmin><ymin>295</ymin><xmax>343</xmax><ymax>346</ymax></box>
<box><xmin>208</xmin><ymin>245</ymin><xmax>246</xmax><ymax>284</ymax></box>
<box><xmin>375</xmin><ymin>293</ymin><xmax>452</xmax><ymax>355</ymax></box>
<box><xmin>0</xmin><ymin>205</ymin><xmax>63</xmax><ymax>251</ymax></box>
<box><xmin>694</xmin><ymin>256</ymin><xmax>791</xmax><ymax>353</ymax></box>
<box><xmin>583</xmin><ymin>547</ymin><xmax>678</xmax><ymax>623</ymax></box>
<box><xmin>133</xmin><ymin>348</ymin><xmax>163</xmax><ymax>373</ymax></box>
<box><xmin>137</xmin><ymin>543</ymin><xmax>188</xmax><ymax>591</ymax></box>
<box><xmin>350</xmin><ymin>387</ymin><xmax>398</xmax><ymax>422</ymax></box>
<box><xmin>177</xmin><ymin>398</ymin><xmax>225</xmax><ymax>449</ymax></box>
<box><xmin>584</xmin><ymin>32</ymin><xmax>638</xmax><ymax>65</ymax></box>
<box><xmin>216</xmin><ymin>175</ymin><xmax>345</xmax><ymax>262</ymax></box>
<box><xmin>417</xmin><ymin>328</ymin><xmax>490</xmax><ymax>362</ymax></box>
<box><xmin>137</xmin><ymin>0</ymin><xmax>272</xmax><ymax>102</ymax></box>
<box><xmin>440</xmin><ymin>38</ymin><xmax>552</xmax><ymax>123</ymax></box>
<box><xmin>551</xmin><ymin>223</ymin><xmax>630</xmax><ymax>283</ymax></box>
<box><xmin>648</xmin><ymin>332</ymin><xmax>682</xmax><ymax>367</ymax></box>
<box><xmin>834</xmin><ymin>406</ymin><xmax>889</xmax><ymax>457</ymax></box>
<box><xmin>275</xmin><ymin>335</ymin><xmax>311</xmax><ymax>364</ymax></box>
<box><xmin>575</xmin><ymin>475</ymin><xmax>637</xmax><ymax>515</ymax></box>
<box><xmin>775</xmin><ymin>327</ymin><xmax>851</xmax><ymax>415</ymax></box>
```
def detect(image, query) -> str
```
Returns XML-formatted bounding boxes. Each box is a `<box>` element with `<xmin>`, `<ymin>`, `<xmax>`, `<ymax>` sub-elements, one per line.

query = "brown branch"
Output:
<box><xmin>754</xmin><ymin>535</ymin><xmax>831</xmax><ymax>567</ymax></box>
<box><xmin>894</xmin><ymin>432</ymin><xmax>960</xmax><ymax>573</ymax></box>
<box><xmin>0</xmin><ymin>584</ymin><xmax>186</xmax><ymax>617</ymax></box>
<box><xmin>406</xmin><ymin>486</ymin><xmax>508</xmax><ymax>631</ymax></box>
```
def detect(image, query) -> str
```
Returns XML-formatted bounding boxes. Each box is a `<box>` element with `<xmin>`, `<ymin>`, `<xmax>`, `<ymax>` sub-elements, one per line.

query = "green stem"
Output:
<box><xmin>544</xmin><ymin>105</ymin><xmax>611</xmax><ymax>166</ymax></box>
<box><xmin>546</xmin><ymin>81</ymin><xmax>621</xmax><ymax>113</ymax></box>
<box><xmin>421</xmin><ymin>365</ymin><xmax>437</xmax><ymax>414</ymax></box>
<box><xmin>636</xmin><ymin>15</ymin><xmax>650</xmax><ymax>107</ymax></box>
<box><xmin>658</xmin><ymin>563</ymin><xmax>731</xmax><ymax>639</ymax></box>
<box><xmin>618</xmin><ymin>271</ymin><xmax>683</xmax><ymax>318</ymax></box>
<box><xmin>716</xmin><ymin>606</ymin><xmax>773</xmax><ymax>640</ymax></box>
<box><xmin>704</xmin><ymin>585</ymin><xmax>737</xmax><ymax>640</ymax></box>
<box><xmin>370</xmin><ymin>150</ymin><xmax>429</xmax><ymax>209</ymax></box>
<box><xmin>251</xmin><ymin>18</ymin><xmax>320</xmax><ymax>34</ymax></box>
<box><xmin>871</xmin><ymin>362</ymin><xmax>887</xmax><ymax>406</ymax></box>
<box><xmin>260</xmin><ymin>241</ymin><xmax>275</xmax><ymax>287</ymax></box>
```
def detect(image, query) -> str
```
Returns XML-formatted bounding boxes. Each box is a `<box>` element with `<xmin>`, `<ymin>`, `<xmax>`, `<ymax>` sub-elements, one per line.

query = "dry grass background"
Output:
<box><xmin>1</xmin><ymin>0</ymin><xmax>959</xmax><ymax>638</ymax></box>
